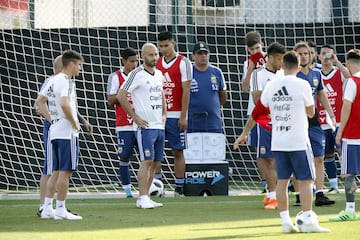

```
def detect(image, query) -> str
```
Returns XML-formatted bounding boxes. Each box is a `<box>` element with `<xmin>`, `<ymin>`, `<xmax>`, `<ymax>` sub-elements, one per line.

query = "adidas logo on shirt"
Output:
<box><xmin>324</xmin><ymin>83</ymin><xmax>337</xmax><ymax>97</ymax></box>
<box><xmin>272</xmin><ymin>86</ymin><xmax>293</xmax><ymax>102</ymax></box>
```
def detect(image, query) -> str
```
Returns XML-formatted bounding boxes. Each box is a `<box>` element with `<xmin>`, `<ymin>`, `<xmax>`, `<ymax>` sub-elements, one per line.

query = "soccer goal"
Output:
<box><xmin>1</xmin><ymin>0</ymin><xmax>359</xmax><ymax>196</ymax></box>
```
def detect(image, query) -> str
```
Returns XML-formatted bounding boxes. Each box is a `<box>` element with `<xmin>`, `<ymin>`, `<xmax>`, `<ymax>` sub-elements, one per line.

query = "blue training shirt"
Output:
<box><xmin>188</xmin><ymin>65</ymin><xmax>226</xmax><ymax>133</ymax></box>
<box><xmin>296</xmin><ymin>69</ymin><xmax>323</xmax><ymax>126</ymax></box>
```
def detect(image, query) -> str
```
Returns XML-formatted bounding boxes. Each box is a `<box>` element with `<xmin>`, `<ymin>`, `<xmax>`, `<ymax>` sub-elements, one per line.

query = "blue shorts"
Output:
<box><xmin>308</xmin><ymin>126</ymin><xmax>325</xmax><ymax>157</ymax></box>
<box><xmin>137</xmin><ymin>128</ymin><xmax>165</xmax><ymax>162</ymax></box>
<box><xmin>273</xmin><ymin>145</ymin><xmax>315</xmax><ymax>180</ymax></box>
<box><xmin>247</xmin><ymin>124</ymin><xmax>258</xmax><ymax>147</ymax></box>
<box><xmin>116</xmin><ymin>130</ymin><xmax>137</xmax><ymax>158</ymax></box>
<box><xmin>324</xmin><ymin>128</ymin><xmax>340</xmax><ymax>154</ymax></box>
<box><xmin>165</xmin><ymin>118</ymin><xmax>187</xmax><ymax>150</ymax></box>
<box><xmin>340</xmin><ymin>140</ymin><xmax>360</xmax><ymax>175</ymax></box>
<box><xmin>51</xmin><ymin>137</ymin><xmax>79</xmax><ymax>171</ymax></box>
<box><xmin>257</xmin><ymin>125</ymin><xmax>273</xmax><ymax>158</ymax></box>
<box><xmin>42</xmin><ymin>123</ymin><xmax>52</xmax><ymax>175</ymax></box>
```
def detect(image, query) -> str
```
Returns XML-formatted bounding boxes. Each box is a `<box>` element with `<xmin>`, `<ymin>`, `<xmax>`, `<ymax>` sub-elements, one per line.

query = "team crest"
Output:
<box><xmin>313</xmin><ymin>78</ymin><xmax>319</xmax><ymax>87</ymax></box>
<box><xmin>260</xmin><ymin>146</ymin><xmax>266</xmax><ymax>155</ymax></box>
<box><xmin>211</xmin><ymin>75</ymin><xmax>217</xmax><ymax>84</ymax></box>
<box><xmin>118</xmin><ymin>147</ymin><xmax>123</xmax><ymax>154</ymax></box>
<box><xmin>145</xmin><ymin>149</ymin><xmax>151</xmax><ymax>157</ymax></box>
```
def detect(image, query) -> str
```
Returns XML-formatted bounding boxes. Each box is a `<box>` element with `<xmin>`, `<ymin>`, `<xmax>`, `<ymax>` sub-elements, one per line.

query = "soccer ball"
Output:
<box><xmin>295</xmin><ymin>211</ymin><xmax>304</xmax><ymax>229</ymax></box>
<box><xmin>149</xmin><ymin>179</ymin><xmax>164</xmax><ymax>197</ymax></box>
<box><xmin>295</xmin><ymin>211</ymin><xmax>318</xmax><ymax>229</ymax></box>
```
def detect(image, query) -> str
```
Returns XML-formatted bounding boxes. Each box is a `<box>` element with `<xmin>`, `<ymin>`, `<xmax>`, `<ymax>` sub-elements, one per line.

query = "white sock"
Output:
<box><xmin>279</xmin><ymin>210</ymin><xmax>292</xmax><ymax>224</ymax></box>
<box><xmin>44</xmin><ymin>197</ymin><xmax>53</xmax><ymax>211</ymax></box>
<box><xmin>346</xmin><ymin>202</ymin><xmax>355</xmax><ymax>213</ymax></box>
<box><xmin>268</xmin><ymin>191</ymin><xmax>276</xmax><ymax>200</ymax></box>
<box><xmin>56</xmin><ymin>200</ymin><xmax>66</xmax><ymax>213</ymax></box>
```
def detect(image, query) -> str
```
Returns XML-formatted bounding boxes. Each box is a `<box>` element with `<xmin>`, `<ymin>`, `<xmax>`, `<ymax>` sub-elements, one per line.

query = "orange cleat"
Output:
<box><xmin>264</xmin><ymin>199</ymin><xmax>278</xmax><ymax>210</ymax></box>
<box><xmin>263</xmin><ymin>196</ymin><xmax>270</xmax><ymax>206</ymax></box>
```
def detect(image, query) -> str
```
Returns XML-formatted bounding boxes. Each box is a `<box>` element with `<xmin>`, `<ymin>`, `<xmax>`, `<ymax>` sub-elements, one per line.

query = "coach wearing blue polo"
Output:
<box><xmin>188</xmin><ymin>42</ymin><xmax>227</xmax><ymax>133</ymax></box>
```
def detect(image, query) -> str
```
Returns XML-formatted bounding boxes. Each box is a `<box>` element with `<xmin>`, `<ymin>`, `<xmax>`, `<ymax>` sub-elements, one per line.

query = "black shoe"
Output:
<box><xmin>327</xmin><ymin>188</ymin><xmax>339</xmax><ymax>194</ymax></box>
<box><xmin>174</xmin><ymin>187</ymin><xmax>185</xmax><ymax>197</ymax></box>
<box><xmin>288</xmin><ymin>182</ymin><xmax>295</xmax><ymax>193</ymax></box>
<box><xmin>293</xmin><ymin>194</ymin><xmax>301</xmax><ymax>206</ymax></box>
<box><xmin>315</xmin><ymin>192</ymin><xmax>336</xmax><ymax>206</ymax></box>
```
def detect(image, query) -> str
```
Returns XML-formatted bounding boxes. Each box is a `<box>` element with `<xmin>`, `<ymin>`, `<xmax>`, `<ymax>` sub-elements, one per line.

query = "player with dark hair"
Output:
<box><xmin>250</xmin><ymin>42</ymin><xmax>286</xmax><ymax>210</ymax></box>
<box><xmin>107</xmin><ymin>47</ymin><xmax>139</xmax><ymax>198</ymax></box>
<box><xmin>242</xmin><ymin>31</ymin><xmax>268</xmax><ymax>193</ymax></box>
<box><xmin>330</xmin><ymin>49</ymin><xmax>360</xmax><ymax>221</ymax></box>
<box><xmin>293</xmin><ymin>41</ymin><xmax>336</xmax><ymax>207</ymax></box>
<box><xmin>117</xmin><ymin>43</ymin><xmax>166</xmax><ymax>209</ymax></box>
<box><xmin>156</xmin><ymin>31</ymin><xmax>192</xmax><ymax>196</ymax></box>
<box><xmin>36</xmin><ymin>49</ymin><xmax>92</xmax><ymax>220</ymax></box>
<box><xmin>316</xmin><ymin>45</ymin><xmax>350</xmax><ymax>193</ymax></box>
<box><xmin>234</xmin><ymin>51</ymin><xmax>330</xmax><ymax>233</ymax></box>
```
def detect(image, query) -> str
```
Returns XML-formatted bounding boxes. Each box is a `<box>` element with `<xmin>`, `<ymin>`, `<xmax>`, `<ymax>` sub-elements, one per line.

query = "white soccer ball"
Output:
<box><xmin>149</xmin><ymin>179</ymin><xmax>164</xmax><ymax>197</ymax></box>
<box><xmin>295</xmin><ymin>210</ymin><xmax>318</xmax><ymax>229</ymax></box>
<box><xmin>295</xmin><ymin>211</ymin><xmax>304</xmax><ymax>229</ymax></box>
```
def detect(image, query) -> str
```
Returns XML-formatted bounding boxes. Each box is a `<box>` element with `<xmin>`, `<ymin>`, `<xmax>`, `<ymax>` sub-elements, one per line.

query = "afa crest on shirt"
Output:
<box><xmin>313</xmin><ymin>77</ymin><xmax>319</xmax><ymax>87</ymax></box>
<box><xmin>145</xmin><ymin>149</ymin><xmax>151</xmax><ymax>157</ymax></box>
<box><xmin>211</xmin><ymin>75</ymin><xmax>217</xmax><ymax>84</ymax></box>
<box><xmin>118</xmin><ymin>147</ymin><xmax>123</xmax><ymax>154</ymax></box>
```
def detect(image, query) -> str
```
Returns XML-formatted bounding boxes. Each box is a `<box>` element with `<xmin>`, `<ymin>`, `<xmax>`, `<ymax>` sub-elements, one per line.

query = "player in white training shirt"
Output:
<box><xmin>36</xmin><ymin>50</ymin><xmax>92</xmax><ymax>220</ymax></box>
<box><xmin>117</xmin><ymin>43</ymin><xmax>166</xmax><ymax>209</ymax></box>
<box><xmin>234</xmin><ymin>51</ymin><xmax>330</xmax><ymax>233</ymax></box>
<box><xmin>250</xmin><ymin>42</ymin><xmax>286</xmax><ymax>210</ymax></box>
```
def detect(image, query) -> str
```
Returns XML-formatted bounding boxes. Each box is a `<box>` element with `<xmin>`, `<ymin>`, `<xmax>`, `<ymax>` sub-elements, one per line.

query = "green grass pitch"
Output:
<box><xmin>0</xmin><ymin>194</ymin><xmax>359</xmax><ymax>240</ymax></box>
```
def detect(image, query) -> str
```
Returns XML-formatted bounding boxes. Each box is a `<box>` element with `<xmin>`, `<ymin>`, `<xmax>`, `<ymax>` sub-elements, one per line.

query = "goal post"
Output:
<box><xmin>1</xmin><ymin>0</ymin><xmax>359</xmax><ymax>195</ymax></box>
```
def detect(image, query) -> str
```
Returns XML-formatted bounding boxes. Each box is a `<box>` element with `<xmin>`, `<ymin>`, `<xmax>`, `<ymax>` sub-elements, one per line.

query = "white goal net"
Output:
<box><xmin>1</xmin><ymin>0</ymin><xmax>359</xmax><ymax>195</ymax></box>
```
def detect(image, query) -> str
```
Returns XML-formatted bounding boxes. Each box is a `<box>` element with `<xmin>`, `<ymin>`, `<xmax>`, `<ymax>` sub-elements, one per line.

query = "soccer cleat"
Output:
<box><xmin>66</xmin><ymin>208</ymin><xmax>79</xmax><ymax>216</ymax></box>
<box><xmin>264</xmin><ymin>199</ymin><xmax>278</xmax><ymax>210</ymax></box>
<box><xmin>136</xmin><ymin>196</ymin><xmax>155</xmax><ymax>209</ymax></box>
<box><xmin>282</xmin><ymin>223</ymin><xmax>299</xmax><ymax>233</ymax></box>
<box><xmin>150</xmin><ymin>199</ymin><xmax>163</xmax><ymax>208</ymax></box>
<box><xmin>329</xmin><ymin>210</ymin><xmax>360</xmax><ymax>221</ymax></box>
<box><xmin>40</xmin><ymin>208</ymin><xmax>55</xmax><ymax>219</ymax></box>
<box><xmin>299</xmin><ymin>223</ymin><xmax>331</xmax><ymax>233</ymax></box>
<box><xmin>37</xmin><ymin>208</ymin><xmax>43</xmax><ymax>218</ymax></box>
<box><xmin>125</xmin><ymin>188</ymin><xmax>133</xmax><ymax>198</ymax></box>
<box><xmin>315</xmin><ymin>193</ymin><xmax>335</xmax><ymax>206</ymax></box>
<box><xmin>263</xmin><ymin>196</ymin><xmax>270</xmax><ymax>206</ymax></box>
<box><xmin>327</xmin><ymin>187</ymin><xmax>339</xmax><ymax>194</ymax></box>
<box><xmin>174</xmin><ymin>187</ymin><xmax>185</xmax><ymax>197</ymax></box>
<box><xmin>54</xmin><ymin>210</ymin><xmax>83</xmax><ymax>220</ymax></box>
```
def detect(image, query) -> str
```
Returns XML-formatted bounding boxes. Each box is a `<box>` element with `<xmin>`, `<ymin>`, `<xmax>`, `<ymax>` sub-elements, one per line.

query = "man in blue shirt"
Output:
<box><xmin>188</xmin><ymin>42</ymin><xmax>227</xmax><ymax>133</ymax></box>
<box><xmin>294</xmin><ymin>41</ymin><xmax>336</xmax><ymax>207</ymax></box>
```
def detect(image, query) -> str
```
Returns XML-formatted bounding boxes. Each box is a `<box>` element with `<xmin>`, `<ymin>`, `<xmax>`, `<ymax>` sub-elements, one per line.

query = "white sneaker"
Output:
<box><xmin>54</xmin><ymin>210</ymin><xmax>83</xmax><ymax>220</ymax></box>
<box><xmin>150</xmin><ymin>199</ymin><xmax>163</xmax><ymax>208</ymax></box>
<box><xmin>282</xmin><ymin>223</ymin><xmax>299</xmax><ymax>233</ymax></box>
<box><xmin>40</xmin><ymin>208</ymin><xmax>55</xmax><ymax>219</ymax></box>
<box><xmin>136</xmin><ymin>196</ymin><xmax>155</xmax><ymax>209</ymax></box>
<box><xmin>299</xmin><ymin>223</ymin><xmax>331</xmax><ymax>233</ymax></box>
